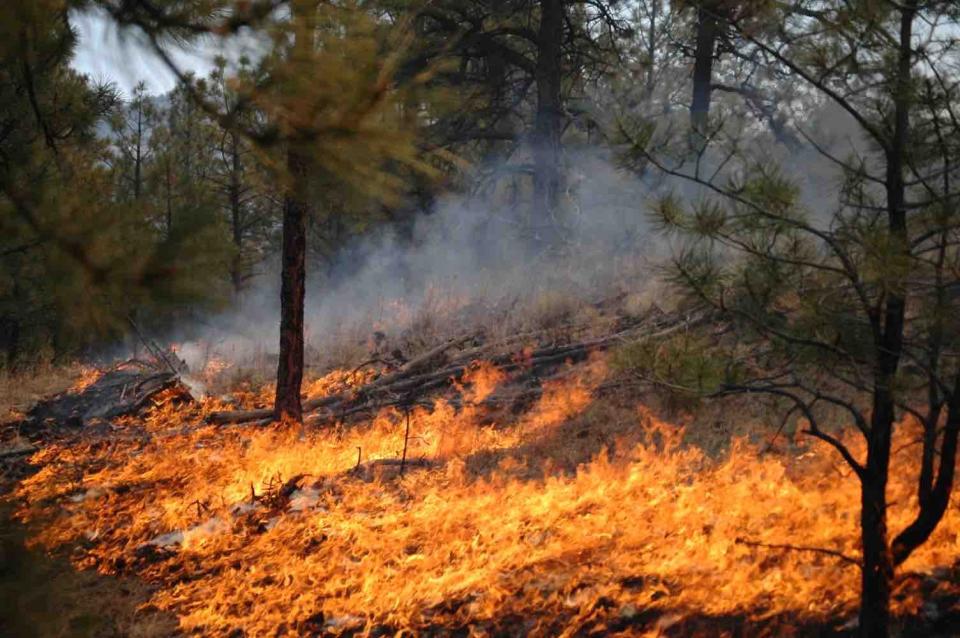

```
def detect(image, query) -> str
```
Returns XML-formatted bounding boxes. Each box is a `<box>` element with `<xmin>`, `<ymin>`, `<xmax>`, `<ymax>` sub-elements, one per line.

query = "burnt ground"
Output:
<box><xmin>331</xmin><ymin>566</ymin><xmax>960</xmax><ymax>638</ymax></box>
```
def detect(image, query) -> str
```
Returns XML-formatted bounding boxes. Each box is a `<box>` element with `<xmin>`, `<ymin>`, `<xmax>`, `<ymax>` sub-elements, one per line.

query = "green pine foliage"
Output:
<box><xmin>0</xmin><ymin>2</ymin><xmax>233</xmax><ymax>366</ymax></box>
<box><xmin>0</xmin><ymin>1</ymin><xmax>453</xmax><ymax>367</ymax></box>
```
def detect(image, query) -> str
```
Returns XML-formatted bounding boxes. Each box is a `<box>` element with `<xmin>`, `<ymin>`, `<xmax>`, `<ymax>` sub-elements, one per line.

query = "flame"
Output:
<box><xmin>69</xmin><ymin>365</ymin><xmax>103</xmax><ymax>393</ymax></box>
<box><xmin>8</xmin><ymin>356</ymin><xmax>960</xmax><ymax>636</ymax></box>
<box><xmin>303</xmin><ymin>366</ymin><xmax>377</xmax><ymax>400</ymax></box>
<box><xmin>200</xmin><ymin>356</ymin><xmax>230</xmax><ymax>384</ymax></box>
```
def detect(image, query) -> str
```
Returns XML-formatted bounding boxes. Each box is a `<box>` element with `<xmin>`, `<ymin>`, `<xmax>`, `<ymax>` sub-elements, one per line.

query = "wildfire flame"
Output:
<box><xmin>9</xmin><ymin>356</ymin><xmax>960</xmax><ymax>635</ymax></box>
<box><xmin>69</xmin><ymin>365</ymin><xmax>103</xmax><ymax>393</ymax></box>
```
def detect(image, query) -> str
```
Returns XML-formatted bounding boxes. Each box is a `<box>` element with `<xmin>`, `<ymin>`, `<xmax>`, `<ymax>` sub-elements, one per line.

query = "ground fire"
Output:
<box><xmin>2</xmin><ymin>303</ymin><xmax>959</xmax><ymax>636</ymax></box>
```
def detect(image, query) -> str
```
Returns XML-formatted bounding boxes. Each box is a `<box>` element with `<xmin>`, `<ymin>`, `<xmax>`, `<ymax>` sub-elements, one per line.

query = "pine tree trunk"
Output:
<box><xmin>690</xmin><ymin>3</ymin><xmax>719</xmax><ymax>138</ymax></box>
<box><xmin>893</xmin><ymin>406</ymin><xmax>960</xmax><ymax>564</ymax></box>
<box><xmin>858</xmin><ymin>5</ymin><xmax>916</xmax><ymax>635</ymax></box>
<box><xmin>274</xmin><ymin>146</ymin><xmax>308</xmax><ymax>422</ymax></box>
<box><xmin>229</xmin><ymin>133</ymin><xmax>244</xmax><ymax>295</ymax></box>
<box><xmin>274</xmin><ymin>0</ymin><xmax>312</xmax><ymax>422</ymax></box>
<box><xmin>134</xmin><ymin>100</ymin><xmax>143</xmax><ymax>201</ymax></box>
<box><xmin>165</xmin><ymin>158</ymin><xmax>173</xmax><ymax>237</ymax></box>
<box><xmin>859</xmin><ymin>462</ymin><xmax>892</xmax><ymax>637</ymax></box>
<box><xmin>883</xmin><ymin>0</ymin><xmax>959</xmax><ymax>570</ymax></box>
<box><xmin>532</xmin><ymin>0</ymin><xmax>563</xmax><ymax>244</ymax></box>
<box><xmin>1</xmin><ymin>316</ymin><xmax>20</xmax><ymax>368</ymax></box>
<box><xmin>645</xmin><ymin>0</ymin><xmax>659</xmax><ymax>101</ymax></box>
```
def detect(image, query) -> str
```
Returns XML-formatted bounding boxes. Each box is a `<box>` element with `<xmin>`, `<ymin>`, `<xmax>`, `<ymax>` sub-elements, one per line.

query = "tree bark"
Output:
<box><xmin>645</xmin><ymin>0</ymin><xmax>660</xmax><ymax>101</ymax></box>
<box><xmin>892</xmin><ymin>377</ymin><xmax>960</xmax><ymax>565</ymax></box>
<box><xmin>274</xmin><ymin>145</ymin><xmax>308</xmax><ymax>422</ymax></box>
<box><xmin>858</xmin><ymin>3</ymin><xmax>916</xmax><ymax>636</ymax></box>
<box><xmin>134</xmin><ymin>101</ymin><xmax>143</xmax><ymax>201</ymax></box>
<box><xmin>859</xmin><ymin>440</ymin><xmax>893</xmax><ymax>637</ymax></box>
<box><xmin>690</xmin><ymin>2</ymin><xmax>719</xmax><ymax>140</ymax></box>
<box><xmin>164</xmin><ymin>157</ymin><xmax>173</xmax><ymax>236</ymax></box>
<box><xmin>228</xmin><ymin>132</ymin><xmax>244</xmax><ymax>295</ymax></box>
<box><xmin>273</xmin><ymin>0</ymin><xmax>312</xmax><ymax>423</ymax></box>
<box><xmin>1</xmin><ymin>315</ymin><xmax>20</xmax><ymax>368</ymax></box>
<box><xmin>532</xmin><ymin>0</ymin><xmax>564</xmax><ymax>244</ymax></box>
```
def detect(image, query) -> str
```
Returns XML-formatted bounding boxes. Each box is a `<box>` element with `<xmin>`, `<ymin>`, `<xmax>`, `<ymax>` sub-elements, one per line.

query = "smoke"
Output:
<box><xmin>178</xmin><ymin>148</ymin><xmax>663</xmax><ymax>373</ymax></box>
<box><xmin>177</xmin><ymin>98</ymin><xmax>863</xmax><ymax>376</ymax></box>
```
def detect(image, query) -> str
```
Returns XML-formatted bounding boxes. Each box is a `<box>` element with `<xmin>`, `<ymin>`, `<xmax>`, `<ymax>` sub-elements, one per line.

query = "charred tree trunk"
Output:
<box><xmin>532</xmin><ymin>0</ymin><xmax>564</xmax><ymax>244</ymax></box>
<box><xmin>893</xmin><ymin>388</ymin><xmax>960</xmax><ymax>565</ymax></box>
<box><xmin>134</xmin><ymin>105</ymin><xmax>143</xmax><ymax>201</ymax></box>
<box><xmin>858</xmin><ymin>4</ymin><xmax>916</xmax><ymax>636</ymax></box>
<box><xmin>891</xmin><ymin>201</ymin><xmax>960</xmax><ymax>565</ymax></box>
<box><xmin>164</xmin><ymin>157</ymin><xmax>173</xmax><ymax>237</ymax></box>
<box><xmin>690</xmin><ymin>2</ymin><xmax>719</xmax><ymax>140</ymax></box>
<box><xmin>274</xmin><ymin>0</ymin><xmax>312</xmax><ymax>423</ymax></box>
<box><xmin>860</xmin><ymin>427</ymin><xmax>894</xmax><ymax>637</ymax></box>
<box><xmin>274</xmin><ymin>145</ymin><xmax>308</xmax><ymax>422</ymax></box>
<box><xmin>0</xmin><ymin>315</ymin><xmax>20</xmax><ymax>368</ymax></box>
<box><xmin>228</xmin><ymin>132</ymin><xmax>244</xmax><ymax>295</ymax></box>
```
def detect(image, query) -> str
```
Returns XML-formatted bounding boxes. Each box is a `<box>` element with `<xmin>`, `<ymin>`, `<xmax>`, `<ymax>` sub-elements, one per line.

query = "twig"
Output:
<box><xmin>350</xmin><ymin>357</ymin><xmax>394</xmax><ymax>378</ymax></box>
<box><xmin>0</xmin><ymin>445</ymin><xmax>38</xmax><ymax>459</ymax></box>
<box><xmin>400</xmin><ymin>407</ymin><xmax>411</xmax><ymax>476</ymax></box>
<box><xmin>763</xmin><ymin>404</ymin><xmax>799</xmax><ymax>454</ymax></box>
<box><xmin>208</xmin><ymin>312</ymin><xmax>701</xmax><ymax>426</ymax></box>
<box><xmin>735</xmin><ymin>537</ymin><xmax>861</xmax><ymax>568</ymax></box>
<box><xmin>126</xmin><ymin>315</ymin><xmax>181</xmax><ymax>377</ymax></box>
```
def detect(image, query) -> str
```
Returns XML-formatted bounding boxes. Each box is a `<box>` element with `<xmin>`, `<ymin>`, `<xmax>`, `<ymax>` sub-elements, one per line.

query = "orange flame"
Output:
<box><xmin>9</xmin><ymin>357</ymin><xmax>960</xmax><ymax>636</ymax></box>
<box><xmin>69</xmin><ymin>365</ymin><xmax>103</xmax><ymax>393</ymax></box>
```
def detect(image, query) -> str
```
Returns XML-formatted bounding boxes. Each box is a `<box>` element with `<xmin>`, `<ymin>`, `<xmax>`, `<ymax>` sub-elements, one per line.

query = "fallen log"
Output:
<box><xmin>303</xmin><ymin>398</ymin><xmax>434</xmax><ymax>428</ymax></box>
<box><xmin>373</xmin><ymin>335</ymin><xmax>474</xmax><ymax>383</ymax></box>
<box><xmin>29</xmin><ymin>368</ymin><xmax>185</xmax><ymax>425</ymax></box>
<box><xmin>347</xmin><ymin>457</ymin><xmax>436</xmax><ymax>481</ymax></box>
<box><xmin>206</xmin><ymin>393</ymin><xmax>341</xmax><ymax>426</ymax></box>
<box><xmin>207</xmin><ymin>408</ymin><xmax>273</xmax><ymax>425</ymax></box>
<box><xmin>207</xmin><ymin>337</ymin><xmax>476</xmax><ymax>425</ymax></box>
<box><xmin>0</xmin><ymin>444</ymin><xmax>38</xmax><ymax>460</ymax></box>
<box><xmin>206</xmin><ymin>311</ymin><xmax>703</xmax><ymax>426</ymax></box>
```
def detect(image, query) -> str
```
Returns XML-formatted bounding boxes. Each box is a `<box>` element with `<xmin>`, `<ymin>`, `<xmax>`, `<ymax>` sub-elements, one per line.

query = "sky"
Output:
<box><xmin>69</xmin><ymin>8</ymin><xmax>263</xmax><ymax>96</ymax></box>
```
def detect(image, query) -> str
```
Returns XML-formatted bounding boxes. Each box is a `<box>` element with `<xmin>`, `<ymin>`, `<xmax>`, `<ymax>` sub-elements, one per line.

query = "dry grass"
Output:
<box><xmin>0</xmin><ymin>363</ymin><xmax>87</xmax><ymax>423</ymax></box>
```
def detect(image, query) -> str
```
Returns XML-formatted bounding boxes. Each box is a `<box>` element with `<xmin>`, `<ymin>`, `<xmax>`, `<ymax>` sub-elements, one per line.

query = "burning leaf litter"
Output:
<box><xmin>5</xmin><ymin>352</ymin><xmax>960</xmax><ymax>636</ymax></box>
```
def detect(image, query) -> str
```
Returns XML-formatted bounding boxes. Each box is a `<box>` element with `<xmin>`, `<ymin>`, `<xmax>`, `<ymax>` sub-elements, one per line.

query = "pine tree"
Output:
<box><xmin>0</xmin><ymin>1</ymin><xmax>235</xmax><ymax>366</ymax></box>
<box><xmin>622</xmin><ymin>2</ymin><xmax>960</xmax><ymax>635</ymax></box>
<box><xmin>206</xmin><ymin>58</ymin><xmax>280</xmax><ymax>295</ymax></box>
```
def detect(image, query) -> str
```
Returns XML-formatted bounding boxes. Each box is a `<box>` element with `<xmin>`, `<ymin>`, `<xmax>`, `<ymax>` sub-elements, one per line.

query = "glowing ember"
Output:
<box><xmin>8</xmin><ymin>357</ymin><xmax>960</xmax><ymax>635</ymax></box>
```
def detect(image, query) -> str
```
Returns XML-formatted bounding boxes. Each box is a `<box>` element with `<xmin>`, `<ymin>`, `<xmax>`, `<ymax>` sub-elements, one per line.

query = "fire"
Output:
<box><xmin>303</xmin><ymin>366</ymin><xmax>378</xmax><ymax>400</ymax></box>
<box><xmin>8</xmin><ymin>356</ymin><xmax>960</xmax><ymax>635</ymax></box>
<box><xmin>69</xmin><ymin>365</ymin><xmax>103</xmax><ymax>393</ymax></box>
<box><xmin>200</xmin><ymin>355</ymin><xmax>230</xmax><ymax>385</ymax></box>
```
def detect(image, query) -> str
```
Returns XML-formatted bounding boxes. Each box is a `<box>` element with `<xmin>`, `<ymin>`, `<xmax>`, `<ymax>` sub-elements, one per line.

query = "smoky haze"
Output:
<box><xmin>178</xmin><ymin>148</ymin><xmax>660</xmax><ymax>374</ymax></box>
<box><xmin>176</xmin><ymin>101</ymin><xmax>859</xmax><ymax>377</ymax></box>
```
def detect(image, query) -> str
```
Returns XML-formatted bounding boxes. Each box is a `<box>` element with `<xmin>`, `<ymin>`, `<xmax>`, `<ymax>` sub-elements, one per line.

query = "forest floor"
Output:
<box><xmin>0</xmin><ymin>503</ymin><xmax>179</xmax><ymax>638</ymax></box>
<box><xmin>0</xmin><ymin>367</ymin><xmax>179</xmax><ymax>637</ymax></box>
<box><xmin>1</xmin><ymin>298</ymin><xmax>959</xmax><ymax>637</ymax></box>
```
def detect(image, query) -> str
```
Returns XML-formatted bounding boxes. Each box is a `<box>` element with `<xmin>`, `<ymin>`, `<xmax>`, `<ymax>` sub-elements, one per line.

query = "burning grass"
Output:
<box><xmin>6</xmin><ymin>356</ymin><xmax>960</xmax><ymax>636</ymax></box>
